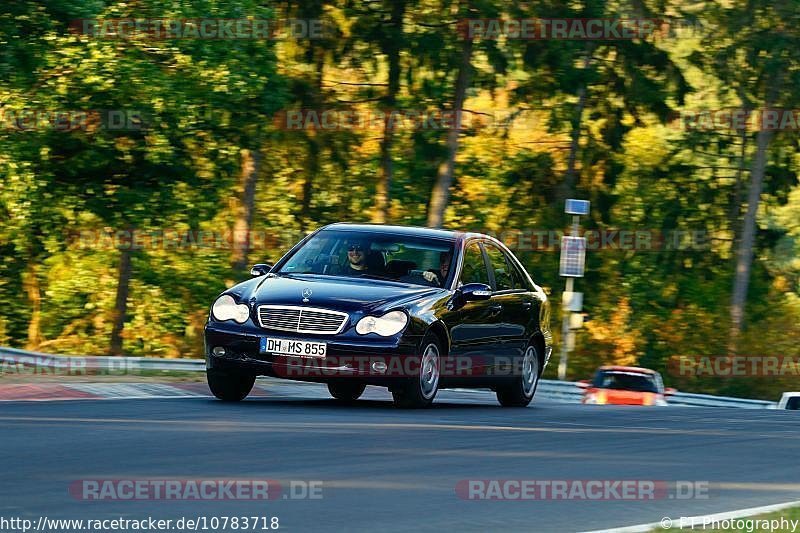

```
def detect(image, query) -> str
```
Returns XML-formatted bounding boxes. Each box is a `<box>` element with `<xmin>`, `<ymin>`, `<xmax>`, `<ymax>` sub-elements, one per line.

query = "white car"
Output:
<box><xmin>776</xmin><ymin>392</ymin><xmax>800</xmax><ymax>410</ymax></box>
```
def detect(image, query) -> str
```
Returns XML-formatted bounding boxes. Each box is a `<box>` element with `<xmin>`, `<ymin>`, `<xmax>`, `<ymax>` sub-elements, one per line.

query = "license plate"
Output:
<box><xmin>260</xmin><ymin>337</ymin><xmax>327</xmax><ymax>358</ymax></box>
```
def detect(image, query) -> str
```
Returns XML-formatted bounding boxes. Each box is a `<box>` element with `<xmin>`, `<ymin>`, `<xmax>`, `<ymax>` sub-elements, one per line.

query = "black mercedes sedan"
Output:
<box><xmin>204</xmin><ymin>223</ymin><xmax>552</xmax><ymax>408</ymax></box>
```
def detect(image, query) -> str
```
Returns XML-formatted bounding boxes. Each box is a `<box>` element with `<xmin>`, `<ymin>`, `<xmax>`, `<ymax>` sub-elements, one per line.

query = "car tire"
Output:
<box><xmin>391</xmin><ymin>333</ymin><xmax>441</xmax><ymax>409</ymax></box>
<box><xmin>496</xmin><ymin>344</ymin><xmax>540</xmax><ymax>407</ymax></box>
<box><xmin>207</xmin><ymin>368</ymin><xmax>256</xmax><ymax>402</ymax></box>
<box><xmin>327</xmin><ymin>381</ymin><xmax>367</xmax><ymax>402</ymax></box>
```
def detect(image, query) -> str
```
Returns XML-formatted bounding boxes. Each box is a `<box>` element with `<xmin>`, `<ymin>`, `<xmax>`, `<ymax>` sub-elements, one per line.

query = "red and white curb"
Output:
<box><xmin>0</xmin><ymin>380</ymin><xmax>332</xmax><ymax>402</ymax></box>
<box><xmin>0</xmin><ymin>382</ymin><xmax>214</xmax><ymax>401</ymax></box>
<box><xmin>0</xmin><ymin>384</ymin><xmax>101</xmax><ymax>401</ymax></box>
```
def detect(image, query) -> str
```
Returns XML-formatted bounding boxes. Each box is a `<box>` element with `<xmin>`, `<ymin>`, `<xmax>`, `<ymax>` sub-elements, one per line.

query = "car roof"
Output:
<box><xmin>323</xmin><ymin>222</ymin><xmax>488</xmax><ymax>241</ymax></box>
<box><xmin>597</xmin><ymin>366</ymin><xmax>657</xmax><ymax>375</ymax></box>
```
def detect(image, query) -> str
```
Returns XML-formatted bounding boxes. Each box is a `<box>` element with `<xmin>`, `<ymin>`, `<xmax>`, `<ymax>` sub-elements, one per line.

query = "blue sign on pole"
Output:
<box><xmin>565</xmin><ymin>199</ymin><xmax>590</xmax><ymax>216</ymax></box>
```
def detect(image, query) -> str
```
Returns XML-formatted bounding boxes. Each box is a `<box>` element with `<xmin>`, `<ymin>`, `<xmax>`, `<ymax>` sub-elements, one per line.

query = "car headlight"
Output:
<box><xmin>211</xmin><ymin>294</ymin><xmax>250</xmax><ymax>324</ymax></box>
<box><xmin>584</xmin><ymin>391</ymin><xmax>606</xmax><ymax>405</ymax></box>
<box><xmin>355</xmin><ymin>310</ymin><xmax>408</xmax><ymax>336</ymax></box>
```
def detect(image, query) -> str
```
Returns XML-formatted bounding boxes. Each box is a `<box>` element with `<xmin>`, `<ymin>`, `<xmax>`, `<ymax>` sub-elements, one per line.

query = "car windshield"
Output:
<box><xmin>278</xmin><ymin>229</ymin><xmax>456</xmax><ymax>288</ymax></box>
<box><xmin>592</xmin><ymin>371</ymin><xmax>660</xmax><ymax>393</ymax></box>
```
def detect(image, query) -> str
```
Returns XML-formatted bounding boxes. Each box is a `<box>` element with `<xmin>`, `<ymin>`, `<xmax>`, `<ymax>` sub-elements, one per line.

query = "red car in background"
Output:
<box><xmin>578</xmin><ymin>366</ymin><xmax>676</xmax><ymax>406</ymax></box>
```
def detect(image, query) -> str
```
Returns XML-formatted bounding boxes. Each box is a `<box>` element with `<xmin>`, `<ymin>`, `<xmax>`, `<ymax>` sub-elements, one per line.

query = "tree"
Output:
<box><xmin>691</xmin><ymin>0</ymin><xmax>800</xmax><ymax>351</ymax></box>
<box><xmin>1</xmin><ymin>0</ymin><xmax>284</xmax><ymax>354</ymax></box>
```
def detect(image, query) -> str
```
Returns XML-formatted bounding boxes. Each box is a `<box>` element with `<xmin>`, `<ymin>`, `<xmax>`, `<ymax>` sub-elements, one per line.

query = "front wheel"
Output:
<box><xmin>391</xmin><ymin>334</ymin><xmax>441</xmax><ymax>409</ymax></box>
<box><xmin>207</xmin><ymin>369</ymin><xmax>255</xmax><ymax>402</ymax></box>
<box><xmin>496</xmin><ymin>345</ymin><xmax>540</xmax><ymax>407</ymax></box>
<box><xmin>327</xmin><ymin>381</ymin><xmax>366</xmax><ymax>402</ymax></box>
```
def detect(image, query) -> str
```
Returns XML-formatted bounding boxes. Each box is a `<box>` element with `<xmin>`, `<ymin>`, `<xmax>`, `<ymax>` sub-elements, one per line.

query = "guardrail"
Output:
<box><xmin>0</xmin><ymin>346</ymin><xmax>778</xmax><ymax>408</ymax></box>
<box><xmin>0</xmin><ymin>346</ymin><xmax>205</xmax><ymax>373</ymax></box>
<box><xmin>536</xmin><ymin>379</ymin><xmax>776</xmax><ymax>408</ymax></box>
<box><xmin>663</xmin><ymin>390</ymin><xmax>776</xmax><ymax>409</ymax></box>
<box><xmin>537</xmin><ymin>379</ymin><xmax>586</xmax><ymax>403</ymax></box>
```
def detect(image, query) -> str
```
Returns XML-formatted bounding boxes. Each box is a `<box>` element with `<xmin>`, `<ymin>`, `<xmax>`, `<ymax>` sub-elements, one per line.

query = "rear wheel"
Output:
<box><xmin>496</xmin><ymin>345</ymin><xmax>540</xmax><ymax>407</ymax></box>
<box><xmin>207</xmin><ymin>368</ymin><xmax>255</xmax><ymax>402</ymax></box>
<box><xmin>327</xmin><ymin>381</ymin><xmax>366</xmax><ymax>402</ymax></box>
<box><xmin>392</xmin><ymin>334</ymin><xmax>441</xmax><ymax>409</ymax></box>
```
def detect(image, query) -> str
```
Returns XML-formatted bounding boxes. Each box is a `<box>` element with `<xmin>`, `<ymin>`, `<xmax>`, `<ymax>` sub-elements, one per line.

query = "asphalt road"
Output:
<box><xmin>1</xmin><ymin>381</ymin><xmax>799</xmax><ymax>533</ymax></box>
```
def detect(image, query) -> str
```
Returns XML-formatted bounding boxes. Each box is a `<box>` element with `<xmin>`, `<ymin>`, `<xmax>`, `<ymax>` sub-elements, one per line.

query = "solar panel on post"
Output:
<box><xmin>559</xmin><ymin>236</ymin><xmax>586</xmax><ymax>278</ymax></box>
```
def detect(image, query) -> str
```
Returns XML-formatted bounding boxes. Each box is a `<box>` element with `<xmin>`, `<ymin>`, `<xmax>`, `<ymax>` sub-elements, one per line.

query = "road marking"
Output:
<box><xmin>581</xmin><ymin>499</ymin><xmax>800</xmax><ymax>533</ymax></box>
<box><xmin>0</xmin><ymin>416</ymin><xmax>742</xmax><ymax>436</ymax></box>
<box><xmin>712</xmin><ymin>482</ymin><xmax>800</xmax><ymax>491</ymax></box>
<box><xmin>359</xmin><ymin>448</ymin><xmax>680</xmax><ymax>464</ymax></box>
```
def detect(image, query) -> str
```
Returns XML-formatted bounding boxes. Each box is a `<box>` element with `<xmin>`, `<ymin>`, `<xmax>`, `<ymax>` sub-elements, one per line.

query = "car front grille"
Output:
<box><xmin>257</xmin><ymin>305</ymin><xmax>349</xmax><ymax>334</ymax></box>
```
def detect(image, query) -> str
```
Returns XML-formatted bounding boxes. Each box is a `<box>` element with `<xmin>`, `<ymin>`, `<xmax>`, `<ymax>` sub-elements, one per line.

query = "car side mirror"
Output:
<box><xmin>460</xmin><ymin>283</ymin><xmax>492</xmax><ymax>301</ymax></box>
<box><xmin>250</xmin><ymin>263</ymin><xmax>273</xmax><ymax>277</ymax></box>
<box><xmin>664</xmin><ymin>387</ymin><xmax>677</xmax><ymax>396</ymax></box>
<box><xmin>577</xmin><ymin>379</ymin><xmax>591</xmax><ymax>389</ymax></box>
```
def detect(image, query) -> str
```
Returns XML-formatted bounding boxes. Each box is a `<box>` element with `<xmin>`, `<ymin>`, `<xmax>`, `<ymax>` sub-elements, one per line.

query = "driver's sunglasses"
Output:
<box><xmin>348</xmin><ymin>245</ymin><xmax>364</xmax><ymax>252</ymax></box>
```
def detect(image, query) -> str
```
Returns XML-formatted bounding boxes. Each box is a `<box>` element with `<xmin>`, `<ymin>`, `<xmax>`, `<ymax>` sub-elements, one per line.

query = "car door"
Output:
<box><xmin>482</xmin><ymin>242</ymin><xmax>529</xmax><ymax>373</ymax></box>
<box><xmin>445</xmin><ymin>241</ymin><xmax>499</xmax><ymax>377</ymax></box>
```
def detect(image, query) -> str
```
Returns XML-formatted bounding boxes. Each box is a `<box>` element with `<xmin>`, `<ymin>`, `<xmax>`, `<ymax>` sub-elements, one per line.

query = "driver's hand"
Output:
<box><xmin>422</xmin><ymin>271</ymin><xmax>439</xmax><ymax>283</ymax></box>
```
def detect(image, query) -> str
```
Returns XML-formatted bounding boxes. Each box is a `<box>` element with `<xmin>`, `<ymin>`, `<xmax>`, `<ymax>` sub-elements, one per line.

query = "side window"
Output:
<box><xmin>460</xmin><ymin>243</ymin><xmax>490</xmax><ymax>286</ymax></box>
<box><xmin>654</xmin><ymin>372</ymin><xmax>665</xmax><ymax>393</ymax></box>
<box><xmin>483</xmin><ymin>243</ymin><xmax>513</xmax><ymax>291</ymax></box>
<box><xmin>505</xmin><ymin>255</ymin><xmax>529</xmax><ymax>290</ymax></box>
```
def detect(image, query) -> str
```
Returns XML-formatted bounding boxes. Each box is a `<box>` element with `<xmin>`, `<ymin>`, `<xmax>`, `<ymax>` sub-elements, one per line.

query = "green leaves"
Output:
<box><xmin>0</xmin><ymin>0</ymin><xmax>797</xmax><ymax>398</ymax></box>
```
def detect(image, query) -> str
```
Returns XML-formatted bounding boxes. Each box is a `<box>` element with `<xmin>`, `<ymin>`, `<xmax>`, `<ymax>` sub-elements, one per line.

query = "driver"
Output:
<box><xmin>341</xmin><ymin>240</ymin><xmax>371</xmax><ymax>276</ymax></box>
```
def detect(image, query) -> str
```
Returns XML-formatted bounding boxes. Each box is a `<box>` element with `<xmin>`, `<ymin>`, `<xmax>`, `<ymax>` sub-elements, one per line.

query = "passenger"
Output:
<box><xmin>422</xmin><ymin>251</ymin><xmax>452</xmax><ymax>287</ymax></box>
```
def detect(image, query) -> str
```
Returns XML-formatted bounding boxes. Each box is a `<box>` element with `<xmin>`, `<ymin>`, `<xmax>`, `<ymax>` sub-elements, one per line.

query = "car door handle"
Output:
<box><xmin>522</xmin><ymin>302</ymin><xmax>532</xmax><ymax>310</ymax></box>
<box><xmin>488</xmin><ymin>304</ymin><xmax>503</xmax><ymax>315</ymax></box>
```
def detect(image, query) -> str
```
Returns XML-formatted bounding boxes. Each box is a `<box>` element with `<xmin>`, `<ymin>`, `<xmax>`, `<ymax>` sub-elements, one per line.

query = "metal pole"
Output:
<box><xmin>558</xmin><ymin>277</ymin><xmax>573</xmax><ymax>380</ymax></box>
<box><xmin>557</xmin><ymin>215</ymin><xmax>581</xmax><ymax>381</ymax></box>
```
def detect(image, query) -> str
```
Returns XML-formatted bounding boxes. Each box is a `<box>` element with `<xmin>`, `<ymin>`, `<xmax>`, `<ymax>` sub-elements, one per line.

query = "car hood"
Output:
<box><xmin>229</xmin><ymin>274</ymin><xmax>444</xmax><ymax>314</ymax></box>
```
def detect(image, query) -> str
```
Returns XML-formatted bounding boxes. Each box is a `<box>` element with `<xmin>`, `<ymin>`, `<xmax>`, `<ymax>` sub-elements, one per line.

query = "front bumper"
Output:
<box><xmin>205</xmin><ymin>323</ymin><xmax>422</xmax><ymax>385</ymax></box>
